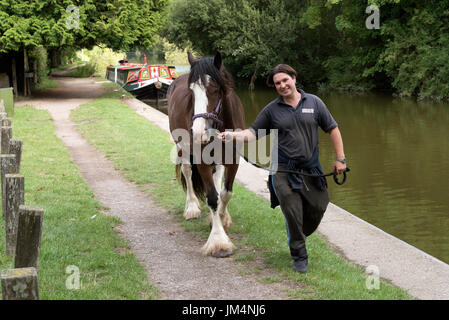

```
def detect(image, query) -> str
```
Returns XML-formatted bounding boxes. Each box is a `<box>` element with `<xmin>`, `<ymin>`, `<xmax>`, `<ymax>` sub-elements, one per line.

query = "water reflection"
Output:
<box><xmin>236</xmin><ymin>86</ymin><xmax>449</xmax><ymax>264</ymax></box>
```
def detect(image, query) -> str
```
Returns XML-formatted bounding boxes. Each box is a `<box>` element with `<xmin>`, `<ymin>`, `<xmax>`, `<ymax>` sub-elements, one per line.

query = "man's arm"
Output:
<box><xmin>329</xmin><ymin>127</ymin><xmax>347</xmax><ymax>174</ymax></box>
<box><xmin>218</xmin><ymin>129</ymin><xmax>257</xmax><ymax>143</ymax></box>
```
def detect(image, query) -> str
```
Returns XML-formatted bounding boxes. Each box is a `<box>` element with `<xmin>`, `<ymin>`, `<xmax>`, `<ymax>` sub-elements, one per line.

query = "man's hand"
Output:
<box><xmin>217</xmin><ymin>131</ymin><xmax>233</xmax><ymax>142</ymax></box>
<box><xmin>334</xmin><ymin>161</ymin><xmax>347</xmax><ymax>175</ymax></box>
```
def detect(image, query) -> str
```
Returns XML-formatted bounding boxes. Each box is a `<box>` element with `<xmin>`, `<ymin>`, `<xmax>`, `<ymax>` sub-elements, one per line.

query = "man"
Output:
<box><xmin>218</xmin><ymin>64</ymin><xmax>346</xmax><ymax>273</ymax></box>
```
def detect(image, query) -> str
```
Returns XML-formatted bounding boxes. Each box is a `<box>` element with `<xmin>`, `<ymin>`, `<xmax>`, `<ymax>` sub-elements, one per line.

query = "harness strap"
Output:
<box><xmin>192</xmin><ymin>99</ymin><xmax>223</xmax><ymax>126</ymax></box>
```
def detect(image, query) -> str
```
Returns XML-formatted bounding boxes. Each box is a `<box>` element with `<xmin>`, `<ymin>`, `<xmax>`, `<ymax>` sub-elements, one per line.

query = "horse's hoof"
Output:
<box><xmin>184</xmin><ymin>209</ymin><xmax>201</xmax><ymax>220</ymax></box>
<box><xmin>212</xmin><ymin>249</ymin><xmax>233</xmax><ymax>258</ymax></box>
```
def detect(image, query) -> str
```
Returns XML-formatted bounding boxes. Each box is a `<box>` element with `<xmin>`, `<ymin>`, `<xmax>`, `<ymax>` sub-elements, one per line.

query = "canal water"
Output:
<box><xmin>234</xmin><ymin>86</ymin><xmax>449</xmax><ymax>264</ymax></box>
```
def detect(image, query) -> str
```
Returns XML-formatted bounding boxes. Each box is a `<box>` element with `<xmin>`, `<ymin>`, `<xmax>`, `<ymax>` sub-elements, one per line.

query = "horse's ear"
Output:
<box><xmin>214</xmin><ymin>51</ymin><xmax>222</xmax><ymax>70</ymax></box>
<box><xmin>187</xmin><ymin>52</ymin><xmax>196</xmax><ymax>66</ymax></box>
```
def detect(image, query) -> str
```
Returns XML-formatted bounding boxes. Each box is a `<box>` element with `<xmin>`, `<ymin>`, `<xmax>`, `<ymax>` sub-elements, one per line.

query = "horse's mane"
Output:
<box><xmin>188</xmin><ymin>56</ymin><xmax>234</xmax><ymax>94</ymax></box>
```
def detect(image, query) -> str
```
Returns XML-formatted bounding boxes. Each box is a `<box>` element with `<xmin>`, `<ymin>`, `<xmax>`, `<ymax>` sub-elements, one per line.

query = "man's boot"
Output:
<box><xmin>290</xmin><ymin>246</ymin><xmax>308</xmax><ymax>273</ymax></box>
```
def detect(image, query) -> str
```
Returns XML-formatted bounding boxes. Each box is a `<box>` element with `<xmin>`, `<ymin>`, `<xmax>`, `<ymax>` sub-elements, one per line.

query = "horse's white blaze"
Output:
<box><xmin>190</xmin><ymin>76</ymin><xmax>210</xmax><ymax>143</ymax></box>
<box><xmin>202</xmin><ymin>209</ymin><xmax>234</xmax><ymax>256</ymax></box>
<box><xmin>181</xmin><ymin>163</ymin><xmax>202</xmax><ymax>220</ymax></box>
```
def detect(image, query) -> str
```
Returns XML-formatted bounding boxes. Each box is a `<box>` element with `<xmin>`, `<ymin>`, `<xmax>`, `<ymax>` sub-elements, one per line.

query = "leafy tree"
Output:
<box><xmin>378</xmin><ymin>1</ymin><xmax>449</xmax><ymax>99</ymax></box>
<box><xmin>0</xmin><ymin>0</ymin><xmax>168</xmax><ymax>53</ymax></box>
<box><xmin>163</xmin><ymin>0</ymin><xmax>339</xmax><ymax>88</ymax></box>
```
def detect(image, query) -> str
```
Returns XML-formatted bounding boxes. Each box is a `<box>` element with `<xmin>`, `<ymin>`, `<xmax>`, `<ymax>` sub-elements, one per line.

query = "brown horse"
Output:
<box><xmin>167</xmin><ymin>52</ymin><xmax>245</xmax><ymax>258</ymax></box>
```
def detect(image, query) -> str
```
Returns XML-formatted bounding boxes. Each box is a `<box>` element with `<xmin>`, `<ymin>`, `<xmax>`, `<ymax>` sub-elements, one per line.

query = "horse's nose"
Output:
<box><xmin>191</xmin><ymin>127</ymin><xmax>208</xmax><ymax>144</ymax></box>
<box><xmin>192</xmin><ymin>119</ymin><xmax>209</xmax><ymax>144</ymax></box>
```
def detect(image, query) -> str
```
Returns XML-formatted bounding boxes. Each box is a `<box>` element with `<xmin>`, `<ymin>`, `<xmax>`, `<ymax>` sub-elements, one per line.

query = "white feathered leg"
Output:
<box><xmin>212</xmin><ymin>165</ymin><xmax>232</xmax><ymax>230</ymax></box>
<box><xmin>202</xmin><ymin>208</ymin><xmax>234</xmax><ymax>257</ymax></box>
<box><xmin>217</xmin><ymin>189</ymin><xmax>233</xmax><ymax>231</ymax></box>
<box><xmin>181</xmin><ymin>163</ymin><xmax>202</xmax><ymax>220</ymax></box>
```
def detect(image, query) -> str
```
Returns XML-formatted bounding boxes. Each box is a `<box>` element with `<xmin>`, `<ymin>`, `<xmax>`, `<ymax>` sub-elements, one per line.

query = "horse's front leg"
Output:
<box><xmin>198</xmin><ymin>164</ymin><xmax>234</xmax><ymax>258</ymax></box>
<box><xmin>181</xmin><ymin>163</ymin><xmax>202</xmax><ymax>220</ymax></box>
<box><xmin>217</xmin><ymin>164</ymin><xmax>238</xmax><ymax>231</ymax></box>
<box><xmin>212</xmin><ymin>164</ymin><xmax>231</xmax><ymax>230</ymax></box>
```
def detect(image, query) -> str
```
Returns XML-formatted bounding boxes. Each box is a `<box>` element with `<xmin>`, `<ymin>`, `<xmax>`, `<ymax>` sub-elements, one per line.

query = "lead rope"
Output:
<box><xmin>233</xmin><ymin>145</ymin><xmax>350</xmax><ymax>185</ymax></box>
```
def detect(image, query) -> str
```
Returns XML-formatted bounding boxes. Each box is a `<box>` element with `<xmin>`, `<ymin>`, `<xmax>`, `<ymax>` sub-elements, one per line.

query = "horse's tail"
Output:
<box><xmin>176</xmin><ymin>163</ymin><xmax>206</xmax><ymax>202</ymax></box>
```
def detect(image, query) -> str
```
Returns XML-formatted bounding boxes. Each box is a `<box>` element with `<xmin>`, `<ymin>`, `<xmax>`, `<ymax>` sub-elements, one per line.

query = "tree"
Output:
<box><xmin>163</xmin><ymin>0</ymin><xmax>339</xmax><ymax>88</ymax></box>
<box><xmin>0</xmin><ymin>0</ymin><xmax>168</xmax><ymax>95</ymax></box>
<box><xmin>0</xmin><ymin>0</ymin><xmax>168</xmax><ymax>53</ymax></box>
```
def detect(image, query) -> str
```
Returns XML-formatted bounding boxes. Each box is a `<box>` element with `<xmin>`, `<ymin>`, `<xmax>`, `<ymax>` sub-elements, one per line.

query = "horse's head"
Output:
<box><xmin>188</xmin><ymin>52</ymin><xmax>228</xmax><ymax>144</ymax></box>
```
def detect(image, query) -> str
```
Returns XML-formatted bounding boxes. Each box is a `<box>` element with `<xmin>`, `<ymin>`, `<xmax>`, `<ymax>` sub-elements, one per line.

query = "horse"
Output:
<box><xmin>167</xmin><ymin>52</ymin><xmax>245</xmax><ymax>258</ymax></box>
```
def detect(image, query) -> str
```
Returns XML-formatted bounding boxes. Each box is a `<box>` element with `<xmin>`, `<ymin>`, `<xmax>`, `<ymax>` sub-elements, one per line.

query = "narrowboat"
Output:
<box><xmin>106</xmin><ymin>58</ymin><xmax>178</xmax><ymax>100</ymax></box>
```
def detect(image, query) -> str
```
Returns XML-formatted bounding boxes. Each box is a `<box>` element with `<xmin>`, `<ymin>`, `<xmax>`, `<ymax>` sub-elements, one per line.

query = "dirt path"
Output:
<box><xmin>15</xmin><ymin>77</ymin><xmax>292</xmax><ymax>300</ymax></box>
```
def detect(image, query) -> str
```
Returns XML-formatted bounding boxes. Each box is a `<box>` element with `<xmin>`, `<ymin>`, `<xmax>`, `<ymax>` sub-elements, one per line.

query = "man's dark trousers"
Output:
<box><xmin>272</xmin><ymin>167</ymin><xmax>330</xmax><ymax>252</ymax></box>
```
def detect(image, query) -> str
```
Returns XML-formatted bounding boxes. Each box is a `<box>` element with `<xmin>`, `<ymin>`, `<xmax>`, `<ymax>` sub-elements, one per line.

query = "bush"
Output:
<box><xmin>76</xmin><ymin>47</ymin><xmax>126</xmax><ymax>77</ymax></box>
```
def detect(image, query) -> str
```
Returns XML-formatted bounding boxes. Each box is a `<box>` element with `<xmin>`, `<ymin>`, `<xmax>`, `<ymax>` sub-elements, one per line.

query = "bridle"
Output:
<box><xmin>192</xmin><ymin>99</ymin><xmax>223</xmax><ymax>128</ymax></box>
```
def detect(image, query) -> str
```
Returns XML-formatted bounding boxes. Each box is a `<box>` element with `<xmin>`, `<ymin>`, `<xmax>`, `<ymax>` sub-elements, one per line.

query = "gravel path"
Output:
<box><xmin>16</xmin><ymin>77</ymin><xmax>292</xmax><ymax>300</ymax></box>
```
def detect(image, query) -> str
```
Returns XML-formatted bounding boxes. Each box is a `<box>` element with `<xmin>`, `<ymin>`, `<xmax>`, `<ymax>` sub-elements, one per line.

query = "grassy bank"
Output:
<box><xmin>0</xmin><ymin>106</ymin><xmax>159</xmax><ymax>299</ymax></box>
<box><xmin>70</xmin><ymin>85</ymin><xmax>413</xmax><ymax>300</ymax></box>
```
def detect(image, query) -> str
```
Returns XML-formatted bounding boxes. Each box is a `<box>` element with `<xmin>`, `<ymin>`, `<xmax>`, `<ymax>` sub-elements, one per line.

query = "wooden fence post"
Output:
<box><xmin>4</xmin><ymin>174</ymin><xmax>25</xmax><ymax>256</ymax></box>
<box><xmin>1</xmin><ymin>267</ymin><xmax>39</xmax><ymax>300</ymax></box>
<box><xmin>1</xmin><ymin>126</ymin><xmax>12</xmax><ymax>154</ymax></box>
<box><xmin>0</xmin><ymin>154</ymin><xmax>17</xmax><ymax>217</ymax></box>
<box><xmin>1</xmin><ymin>118</ymin><xmax>12</xmax><ymax>127</ymax></box>
<box><xmin>14</xmin><ymin>205</ymin><xmax>44</xmax><ymax>270</ymax></box>
<box><xmin>9</xmin><ymin>139</ymin><xmax>23</xmax><ymax>173</ymax></box>
<box><xmin>0</xmin><ymin>99</ymin><xmax>4</xmax><ymax>113</ymax></box>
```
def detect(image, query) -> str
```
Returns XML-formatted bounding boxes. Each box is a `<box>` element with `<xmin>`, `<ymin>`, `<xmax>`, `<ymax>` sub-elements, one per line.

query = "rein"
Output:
<box><xmin>192</xmin><ymin>99</ymin><xmax>223</xmax><ymax>127</ymax></box>
<box><xmin>236</xmin><ymin>149</ymin><xmax>350</xmax><ymax>185</ymax></box>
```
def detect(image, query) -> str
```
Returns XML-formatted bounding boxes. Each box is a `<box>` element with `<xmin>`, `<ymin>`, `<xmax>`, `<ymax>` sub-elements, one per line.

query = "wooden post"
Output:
<box><xmin>14</xmin><ymin>205</ymin><xmax>44</xmax><ymax>270</ymax></box>
<box><xmin>0</xmin><ymin>99</ymin><xmax>4</xmax><ymax>113</ymax></box>
<box><xmin>9</xmin><ymin>140</ymin><xmax>23</xmax><ymax>173</ymax></box>
<box><xmin>1</xmin><ymin>267</ymin><xmax>39</xmax><ymax>300</ymax></box>
<box><xmin>12</xmin><ymin>58</ymin><xmax>18</xmax><ymax>97</ymax></box>
<box><xmin>1</xmin><ymin>126</ymin><xmax>12</xmax><ymax>154</ymax></box>
<box><xmin>33</xmin><ymin>60</ymin><xmax>38</xmax><ymax>85</ymax></box>
<box><xmin>1</xmin><ymin>154</ymin><xmax>17</xmax><ymax>217</ymax></box>
<box><xmin>2</xmin><ymin>118</ymin><xmax>12</xmax><ymax>127</ymax></box>
<box><xmin>4</xmin><ymin>174</ymin><xmax>25</xmax><ymax>256</ymax></box>
<box><xmin>24</xmin><ymin>49</ymin><xmax>29</xmax><ymax>97</ymax></box>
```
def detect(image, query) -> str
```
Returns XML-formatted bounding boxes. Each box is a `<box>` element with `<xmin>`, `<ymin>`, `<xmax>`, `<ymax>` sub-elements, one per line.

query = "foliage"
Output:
<box><xmin>28</xmin><ymin>46</ymin><xmax>49</xmax><ymax>83</ymax></box>
<box><xmin>77</xmin><ymin>46</ymin><xmax>125</xmax><ymax>77</ymax></box>
<box><xmin>378</xmin><ymin>2</ymin><xmax>449</xmax><ymax>99</ymax></box>
<box><xmin>0</xmin><ymin>0</ymin><xmax>168</xmax><ymax>53</ymax></box>
<box><xmin>163</xmin><ymin>0</ymin><xmax>339</xmax><ymax>87</ymax></box>
<box><xmin>164</xmin><ymin>0</ymin><xmax>449</xmax><ymax>99</ymax></box>
<box><xmin>304</xmin><ymin>0</ymin><xmax>449</xmax><ymax>99</ymax></box>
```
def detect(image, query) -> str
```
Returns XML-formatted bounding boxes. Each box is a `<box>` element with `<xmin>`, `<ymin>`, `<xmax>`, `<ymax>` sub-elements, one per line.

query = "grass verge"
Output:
<box><xmin>0</xmin><ymin>105</ymin><xmax>159</xmax><ymax>299</ymax></box>
<box><xmin>33</xmin><ymin>77</ymin><xmax>60</xmax><ymax>92</ymax></box>
<box><xmin>69</xmin><ymin>84</ymin><xmax>413</xmax><ymax>300</ymax></box>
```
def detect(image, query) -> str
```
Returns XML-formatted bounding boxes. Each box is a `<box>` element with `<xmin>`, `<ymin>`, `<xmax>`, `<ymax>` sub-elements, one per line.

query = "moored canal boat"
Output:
<box><xmin>106</xmin><ymin>59</ymin><xmax>178</xmax><ymax>100</ymax></box>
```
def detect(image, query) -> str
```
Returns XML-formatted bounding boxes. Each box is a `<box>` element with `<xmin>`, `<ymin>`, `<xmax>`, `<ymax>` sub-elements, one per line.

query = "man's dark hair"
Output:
<box><xmin>266</xmin><ymin>64</ymin><xmax>297</xmax><ymax>87</ymax></box>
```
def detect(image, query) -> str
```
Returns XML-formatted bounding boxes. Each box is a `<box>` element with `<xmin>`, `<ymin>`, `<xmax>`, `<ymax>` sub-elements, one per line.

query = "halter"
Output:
<box><xmin>192</xmin><ymin>99</ymin><xmax>223</xmax><ymax>127</ymax></box>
